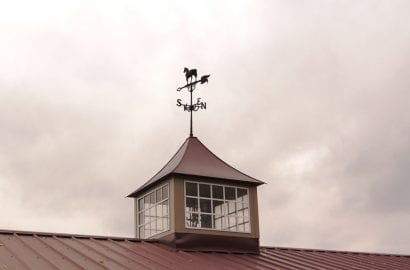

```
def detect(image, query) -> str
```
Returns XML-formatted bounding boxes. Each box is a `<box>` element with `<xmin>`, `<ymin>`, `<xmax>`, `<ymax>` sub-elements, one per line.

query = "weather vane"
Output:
<box><xmin>176</xmin><ymin>67</ymin><xmax>210</xmax><ymax>137</ymax></box>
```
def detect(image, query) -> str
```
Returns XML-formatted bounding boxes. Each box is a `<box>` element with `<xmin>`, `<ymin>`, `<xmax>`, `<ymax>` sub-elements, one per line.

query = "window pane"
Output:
<box><xmin>238</xmin><ymin>223</ymin><xmax>245</xmax><ymax>232</ymax></box>
<box><xmin>237</xmin><ymin>202</ymin><xmax>248</xmax><ymax>213</ymax></box>
<box><xmin>199</xmin><ymin>184</ymin><xmax>211</xmax><ymax>198</ymax></box>
<box><xmin>162</xmin><ymin>185</ymin><xmax>168</xmax><ymax>199</ymax></box>
<box><xmin>237</xmin><ymin>188</ymin><xmax>248</xmax><ymax>201</ymax></box>
<box><xmin>156</xmin><ymin>204</ymin><xmax>162</xmax><ymax>217</ymax></box>
<box><xmin>156</xmin><ymin>189</ymin><xmax>162</xmax><ymax>202</ymax></box>
<box><xmin>138</xmin><ymin>212</ymin><xmax>144</xmax><ymax>225</ymax></box>
<box><xmin>163</xmin><ymin>217</ymin><xmax>169</xmax><ymax>230</ymax></box>
<box><xmin>229</xmin><ymin>226</ymin><xmax>236</xmax><ymax>232</ymax></box>
<box><xmin>244</xmin><ymin>207</ymin><xmax>249</xmax><ymax>217</ymax></box>
<box><xmin>157</xmin><ymin>218</ymin><xmax>163</xmax><ymax>231</ymax></box>
<box><xmin>186</xmin><ymin>197</ymin><xmax>198</xmax><ymax>212</ymax></box>
<box><xmin>144</xmin><ymin>223</ymin><xmax>150</xmax><ymax>238</ymax></box>
<box><xmin>150</xmin><ymin>220</ymin><xmax>157</xmax><ymax>234</ymax></box>
<box><xmin>162</xmin><ymin>200</ymin><xmax>169</xmax><ymax>216</ymax></box>
<box><xmin>138</xmin><ymin>199</ymin><xmax>144</xmax><ymax>211</ymax></box>
<box><xmin>144</xmin><ymin>213</ymin><xmax>150</xmax><ymax>225</ymax></box>
<box><xmin>244</xmin><ymin>222</ymin><xmax>250</xmax><ymax>232</ymax></box>
<box><xmin>200</xmin><ymin>199</ymin><xmax>211</xmax><ymax>213</ymax></box>
<box><xmin>236</xmin><ymin>202</ymin><xmax>243</xmax><ymax>212</ymax></box>
<box><xmin>214</xmin><ymin>215</ymin><xmax>223</xmax><ymax>230</ymax></box>
<box><xmin>186</xmin><ymin>182</ymin><xmax>197</xmax><ymax>196</ymax></box>
<box><xmin>139</xmin><ymin>226</ymin><xmax>144</xmax><ymax>239</ymax></box>
<box><xmin>212</xmin><ymin>185</ymin><xmax>223</xmax><ymax>199</ymax></box>
<box><xmin>150</xmin><ymin>207</ymin><xmax>156</xmax><ymax>219</ymax></box>
<box><xmin>228</xmin><ymin>215</ymin><xmax>236</xmax><ymax>230</ymax></box>
<box><xmin>150</xmin><ymin>192</ymin><xmax>156</xmax><ymax>205</ymax></box>
<box><xmin>222</xmin><ymin>216</ymin><xmax>228</xmax><ymax>230</ymax></box>
<box><xmin>225</xmin><ymin>187</ymin><xmax>236</xmax><ymax>200</ymax></box>
<box><xmin>200</xmin><ymin>214</ymin><xmax>213</xmax><ymax>228</ymax></box>
<box><xmin>228</xmin><ymin>201</ymin><xmax>236</xmax><ymax>214</ymax></box>
<box><xmin>185</xmin><ymin>212</ymin><xmax>199</xmax><ymax>228</ymax></box>
<box><xmin>213</xmin><ymin>200</ymin><xmax>225</xmax><ymax>215</ymax></box>
<box><xmin>144</xmin><ymin>196</ymin><xmax>150</xmax><ymax>209</ymax></box>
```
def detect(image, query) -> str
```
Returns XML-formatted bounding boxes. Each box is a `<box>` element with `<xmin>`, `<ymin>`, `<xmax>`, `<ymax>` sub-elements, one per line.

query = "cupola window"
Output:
<box><xmin>184</xmin><ymin>181</ymin><xmax>250</xmax><ymax>232</ymax></box>
<box><xmin>137</xmin><ymin>184</ymin><xmax>169</xmax><ymax>239</ymax></box>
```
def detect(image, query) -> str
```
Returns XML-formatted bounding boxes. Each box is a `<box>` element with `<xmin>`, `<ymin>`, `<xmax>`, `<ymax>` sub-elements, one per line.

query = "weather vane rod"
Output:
<box><xmin>176</xmin><ymin>67</ymin><xmax>210</xmax><ymax>137</ymax></box>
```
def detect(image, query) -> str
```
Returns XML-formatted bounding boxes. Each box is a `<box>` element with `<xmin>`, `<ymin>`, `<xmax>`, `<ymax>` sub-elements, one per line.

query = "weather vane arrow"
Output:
<box><xmin>176</xmin><ymin>67</ymin><xmax>210</xmax><ymax>137</ymax></box>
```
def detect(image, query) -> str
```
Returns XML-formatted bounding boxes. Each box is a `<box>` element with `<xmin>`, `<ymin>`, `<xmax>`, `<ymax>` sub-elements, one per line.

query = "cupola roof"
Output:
<box><xmin>127</xmin><ymin>137</ymin><xmax>264</xmax><ymax>197</ymax></box>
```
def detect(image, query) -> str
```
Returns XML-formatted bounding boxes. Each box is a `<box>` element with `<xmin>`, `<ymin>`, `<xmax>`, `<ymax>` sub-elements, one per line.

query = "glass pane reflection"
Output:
<box><xmin>184</xmin><ymin>181</ymin><xmax>251</xmax><ymax>233</ymax></box>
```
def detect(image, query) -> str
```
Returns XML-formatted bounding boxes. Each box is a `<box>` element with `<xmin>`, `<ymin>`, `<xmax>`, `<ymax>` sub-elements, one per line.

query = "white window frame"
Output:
<box><xmin>184</xmin><ymin>180</ymin><xmax>251</xmax><ymax>233</ymax></box>
<box><xmin>136</xmin><ymin>183</ymin><xmax>170</xmax><ymax>239</ymax></box>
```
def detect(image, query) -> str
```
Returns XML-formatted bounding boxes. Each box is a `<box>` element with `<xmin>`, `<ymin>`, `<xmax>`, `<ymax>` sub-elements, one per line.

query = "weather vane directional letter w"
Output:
<box><xmin>176</xmin><ymin>67</ymin><xmax>210</xmax><ymax>137</ymax></box>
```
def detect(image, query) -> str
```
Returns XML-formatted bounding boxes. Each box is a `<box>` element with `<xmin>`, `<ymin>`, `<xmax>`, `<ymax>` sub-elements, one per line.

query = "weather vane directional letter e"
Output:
<box><xmin>176</xmin><ymin>67</ymin><xmax>210</xmax><ymax>137</ymax></box>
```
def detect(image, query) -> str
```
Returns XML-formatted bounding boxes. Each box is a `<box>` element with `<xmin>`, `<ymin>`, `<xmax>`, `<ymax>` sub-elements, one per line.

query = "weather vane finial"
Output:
<box><xmin>176</xmin><ymin>67</ymin><xmax>210</xmax><ymax>137</ymax></box>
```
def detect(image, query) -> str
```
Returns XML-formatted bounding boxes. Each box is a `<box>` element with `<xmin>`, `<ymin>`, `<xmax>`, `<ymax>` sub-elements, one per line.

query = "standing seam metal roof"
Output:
<box><xmin>1</xmin><ymin>229</ymin><xmax>409</xmax><ymax>270</ymax></box>
<box><xmin>128</xmin><ymin>137</ymin><xmax>264</xmax><ymax>197</ymax></box>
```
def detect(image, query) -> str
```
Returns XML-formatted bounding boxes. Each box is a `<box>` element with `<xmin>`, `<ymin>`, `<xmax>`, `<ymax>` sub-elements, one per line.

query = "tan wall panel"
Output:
<box><xmin>174</xmin><ymin>176</ymin><xmax>185</xmax><ymax>232</ymax></box>
<box><xmin>250</xmin><ymin>185</ymin><xmax>260</xmax><ymax>238</ymax></box>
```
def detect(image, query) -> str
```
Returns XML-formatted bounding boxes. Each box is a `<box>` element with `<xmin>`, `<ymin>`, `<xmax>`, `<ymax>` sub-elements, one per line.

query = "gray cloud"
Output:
<box><xmin>0</xmin><ymin>0</ymin><xmax>409</xmax><ymax>254</ymax></box>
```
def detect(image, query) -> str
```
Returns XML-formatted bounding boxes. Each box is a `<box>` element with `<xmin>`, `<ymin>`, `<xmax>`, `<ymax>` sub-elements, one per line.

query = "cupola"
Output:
<box><xmin>127</xmin><ymin>68</ymin><xmax>264</xmax><ymax>253</ymax></box>
<box><xmin>127</xmin><ymin>136</ymin><xmax>264</xmax><ymax>253</ymax></box>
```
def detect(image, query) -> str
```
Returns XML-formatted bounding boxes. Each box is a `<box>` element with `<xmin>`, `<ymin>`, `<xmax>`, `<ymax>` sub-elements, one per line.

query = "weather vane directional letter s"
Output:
<box><xmin>176</xmin><ymin>67</ymin><xmax>210</xmax><ymax>137</ymax></box>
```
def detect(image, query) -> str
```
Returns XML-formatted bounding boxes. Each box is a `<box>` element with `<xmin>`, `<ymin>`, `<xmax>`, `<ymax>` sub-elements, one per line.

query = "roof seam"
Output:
<box><xmin>72</xmin><ymin>236</ymin><xmax>131</xmax><ymax>270</ymax></box>
<box><xmin>13</xmin><ymin>233</ymin><xmax>62</xmax><ymax>270</ymax></box>
<box><xmin>89</xmin><ymin>238</ymin><xmax>151</xmax><ymax>270</ymax></box>
<box><xmin>106</xmin><ymin>239</ymin><xmax>163</xmax><ymax>270</ymax></box>
<box><xmin>0</xmin><ymin>237</ymin><xmax>32</xmax><ymax>270</ymax></box>
<box><xmin>51</xmin><ymin>236</ymin><xmax>110</xmax><ymax>270</ymax></box>
<box><xmin>33</xmin><ymin>235</ymin><xmax>86</xmax><ymax>270</ymax></box>
<box><xmin>122</xmin><ymin>239</ymin><xmax>179</xmax><ymax>269</ymax></box>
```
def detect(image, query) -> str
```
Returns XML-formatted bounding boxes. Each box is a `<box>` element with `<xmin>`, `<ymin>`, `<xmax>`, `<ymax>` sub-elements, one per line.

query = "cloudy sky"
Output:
<box><xmin>1</xmin><ymin>0</ymin><xmax>410</xmax><ymax>254</ymax></box>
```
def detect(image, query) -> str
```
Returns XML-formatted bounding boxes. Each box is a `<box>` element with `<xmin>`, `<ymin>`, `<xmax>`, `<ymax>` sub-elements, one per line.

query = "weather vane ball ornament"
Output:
<box><xmin>176</xmin><ymin>67</ymin><xmax>210</xmax><ymax>137</ymax></box>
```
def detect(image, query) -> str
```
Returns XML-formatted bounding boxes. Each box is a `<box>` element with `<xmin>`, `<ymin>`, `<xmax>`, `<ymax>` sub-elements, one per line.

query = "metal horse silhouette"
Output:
<box><xmin>184</xmin><ymin>67</ymin><xmax>197</xmax><ymax>83</ymax></box>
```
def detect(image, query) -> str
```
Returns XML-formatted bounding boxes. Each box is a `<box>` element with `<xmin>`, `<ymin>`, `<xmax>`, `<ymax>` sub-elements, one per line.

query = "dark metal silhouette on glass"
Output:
<box><xmin>176</xmin><ymin>68</ymin><xmax>210</xmax><ymax>137</ymax></box>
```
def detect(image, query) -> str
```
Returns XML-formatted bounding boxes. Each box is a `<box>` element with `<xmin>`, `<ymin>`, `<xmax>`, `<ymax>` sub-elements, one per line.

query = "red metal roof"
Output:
<box><xmin>1</xmin><ymin>229</ymin><xmax>409</xmax><ymax>270</ymax></box>
<box><xmin>128</xmin><ymin>137</ymin><xmax>264</xmax><ymax>197</ymax></box>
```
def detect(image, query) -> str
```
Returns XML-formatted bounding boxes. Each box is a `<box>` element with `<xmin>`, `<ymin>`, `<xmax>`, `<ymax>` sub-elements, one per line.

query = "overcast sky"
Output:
<box><xmin>1</xmin><ymin>0</ymin><xmax>409</xmax><ymax>254</ymax></box>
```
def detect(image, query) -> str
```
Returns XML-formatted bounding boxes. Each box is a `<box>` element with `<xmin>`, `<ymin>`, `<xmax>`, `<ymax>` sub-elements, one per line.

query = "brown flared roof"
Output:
<box><xmin>128</xmin><ymin>137</ymin><xmax>264</xmax><ymax>197</ymax></box>
<box><xmin>1</xmin><ymin>229</ymin><xmax>409</xmax><ymax>270</ymax></box>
